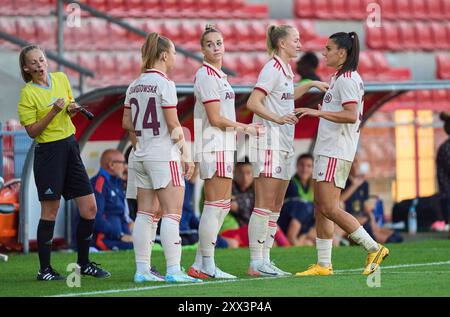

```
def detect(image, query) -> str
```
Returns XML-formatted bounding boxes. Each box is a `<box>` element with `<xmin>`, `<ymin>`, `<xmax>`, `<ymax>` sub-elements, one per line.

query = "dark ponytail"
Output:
<box><xmin>440</xmin><ymin>112</ymin><xmax>450</xmax><ymax>136</ymax></box>
<box><xmin>329</xmin><ymin>32</ymin><xmax>360</xmax><ymax>78</ymax></box>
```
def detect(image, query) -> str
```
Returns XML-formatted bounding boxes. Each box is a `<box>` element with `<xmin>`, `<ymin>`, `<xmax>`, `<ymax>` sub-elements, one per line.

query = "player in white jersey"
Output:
<box><xmin>122</xmin><ymin>32</ymin><xmax>201</xmax><ymax>283</ymax></box>
<box><xmin>188</xmin><ymin>25</ymin><xmax>264</xmax><ymax>280</ymax></box>
<box><xmin>295</xmin><ymin>32</ymin><xmax>389</xmax><ymax>276</ymax></box>
<box><xmin>246</xmin><ymin>24</ymin><xmax>329</xmax><ymax>277</ymax></box>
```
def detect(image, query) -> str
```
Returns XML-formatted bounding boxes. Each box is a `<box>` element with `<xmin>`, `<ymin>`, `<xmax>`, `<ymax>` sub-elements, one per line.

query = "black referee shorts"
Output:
<box><xmin>33</xmin><ymin>134</ymin><xmax>93</xmax><ymax>201</ymax></box>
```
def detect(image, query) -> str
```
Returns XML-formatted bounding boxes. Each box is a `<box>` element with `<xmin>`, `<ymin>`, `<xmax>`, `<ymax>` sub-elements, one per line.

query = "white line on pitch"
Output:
<box><xmin>51</xmin><ymin>260</ymin><xmax>450</xmax><ymax>297</ymax></box>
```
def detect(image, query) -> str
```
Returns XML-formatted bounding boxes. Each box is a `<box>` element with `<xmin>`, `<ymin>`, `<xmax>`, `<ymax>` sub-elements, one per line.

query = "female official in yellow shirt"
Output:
<box><xmin>17</xmin><ymin>45</ymin><xmax>110</xmax><ymax>281</ymax></box>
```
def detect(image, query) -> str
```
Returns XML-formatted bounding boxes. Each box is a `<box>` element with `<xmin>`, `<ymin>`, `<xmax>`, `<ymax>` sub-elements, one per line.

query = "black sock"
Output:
<box><xmin>37</xmin><ymin>219</ymin><xmax>55</xmax><ymax>271</ymax></box>
<box><xmin>77</xmin><ymin>217</ymin><xmax>95</xmax><ymax>266</ymax></box>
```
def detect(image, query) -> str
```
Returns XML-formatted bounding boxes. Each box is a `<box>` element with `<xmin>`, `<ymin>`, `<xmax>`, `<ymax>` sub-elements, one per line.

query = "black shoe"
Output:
<box><xmin>37</xmin><ymin>266</ymin><xmax>66</xmax><ymax>281</ymax></box>
<box><xmin>79</xmin><ymin>262</ymin><xmax>111</xmax><ymax>278</ymax></box>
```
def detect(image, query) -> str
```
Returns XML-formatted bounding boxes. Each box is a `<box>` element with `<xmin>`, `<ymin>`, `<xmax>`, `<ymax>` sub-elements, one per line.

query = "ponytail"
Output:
<box><xmin>329</xmin><ymin>31</ymin><xmax>360</xmax><ymax>77</ymax></box>
<box><xmin>141</xmin><ymin>32</ymin><xmax>172</xmax><ymax>73</ymax></box>
<box><xmin>266</xmin><ymin>24</ymin><xmax>294</xmax><ymax>56</ymax></box>
<box><xmin>200</xmin><ymin>24</ymin><xmax>222</xmax><ymax>47</ymax></box>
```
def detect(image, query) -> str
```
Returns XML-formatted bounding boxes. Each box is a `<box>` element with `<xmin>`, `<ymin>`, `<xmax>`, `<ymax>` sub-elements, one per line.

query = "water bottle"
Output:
<box><xmin>408</xmin><ymin>198</ymin><xmax>418</xmax><ymax>234</ymax></box>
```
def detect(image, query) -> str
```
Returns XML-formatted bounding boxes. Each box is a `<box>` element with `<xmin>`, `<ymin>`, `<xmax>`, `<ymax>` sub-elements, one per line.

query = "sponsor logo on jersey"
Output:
<box><xmin>275</xmin><ymin>166</ymin><xmax>282</xmax><ymax>174</ymax></box>
<box><xmin>225</xmin><ymin>92</ymin><xmax>235</xmax><ymax>100</ymax></box>
<box><xmin>324</xmin><ymin>92</ymin><xmax>332</xmax><ymax>103</ymax></box>
<box><xmin>281</xmin><ymin>93</ymin><xmax>294</xmax><ymax>100</ymax></box>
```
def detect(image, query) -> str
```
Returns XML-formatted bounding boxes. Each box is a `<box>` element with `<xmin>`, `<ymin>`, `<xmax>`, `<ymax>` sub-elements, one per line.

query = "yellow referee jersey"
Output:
<box><xmin>18</xmin><ymin>72</ymin><xmax>76</xmax><ymax>143</ymax></box>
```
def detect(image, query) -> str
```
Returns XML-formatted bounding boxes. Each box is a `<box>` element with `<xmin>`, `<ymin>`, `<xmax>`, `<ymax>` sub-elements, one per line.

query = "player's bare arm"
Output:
<box><xmin>247</xmin><ymin>89</ymin><xmax>298</xmax><ymax>125</ymax></box>
<box><xmin>294</xmin><ymin>80</ymin><xmax>329</xmax><ymax>100</ymax></box>
<box><xmin>296</xmin><ymin>102</ymin><xmax>357</xmax><ymax>124</ymax></box>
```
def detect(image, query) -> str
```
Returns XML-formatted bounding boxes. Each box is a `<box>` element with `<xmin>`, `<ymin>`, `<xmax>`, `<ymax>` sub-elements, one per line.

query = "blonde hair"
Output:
<box><xmin>141</xmin><ymin>32</ymin><xmax>172</xmax><ymax>73</ymax></box>
<box><xmin>19</xmin><ymin>44</ymin><xmax>44</xmax><ymax>83</ymax></box>
<box><xmin>266</xmin><ymin>24</ymin><xmax>294</xmax><ymax>56</ymax></box>
<box><xmin>200</xmin><ymin>24</ymin><xmax>222</xmax><ymax>47</ymax></box>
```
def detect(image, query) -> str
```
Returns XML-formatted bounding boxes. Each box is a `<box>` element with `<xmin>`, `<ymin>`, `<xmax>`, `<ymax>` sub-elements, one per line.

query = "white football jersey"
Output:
<box><xmin>314</xmin><ymin>70</ymin><xmax>365</xmax><ymax>162</ymax></box>
<box><xmin>251</xmin><ymin>55</ymin><xmax>295</xmax><ymax>153</ymax></box>
<box><xmin>194</xmin><ymin>62</ymin><xmax>236</xmax><ymax>158</ymax></box>
<box><xmin>124</xmin><ymin>69</ymin><xmax>181</xmax><ymax>162</ymax></box>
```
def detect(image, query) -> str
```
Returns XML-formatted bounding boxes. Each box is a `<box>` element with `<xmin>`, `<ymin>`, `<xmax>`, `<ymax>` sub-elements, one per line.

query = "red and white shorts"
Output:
<box><xmin>197</xmin><ymin>151</ymin><xmax>234</xmax><ymax>180</ymax></box>
<box><xmin>313</xmin><ymin>155</ymin><xmax>352</xmax><ymax>189</ymax></box>
<box><xmin>251</xmin><ymin>149</ymin><xmax>294</xmax><ymax>181</ymax></box>
<box><xmin>134</xmin><ymin>160</ymin><xmax>185</xmax><ymax>189</ymax></box>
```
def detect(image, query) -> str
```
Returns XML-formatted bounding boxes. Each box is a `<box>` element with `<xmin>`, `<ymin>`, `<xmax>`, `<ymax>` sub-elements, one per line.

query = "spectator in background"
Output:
<box><xmin>340</xmin><ymin>156</ymin><xmax>402</xmax><ymax>245</ymax></box>
<box><xmin>279</xmin><ymin>154</ymin><xmax>316</xmax><ymax>246</ymax></box>
<box><xmin>296</xmin><ymin>52</ymin><xmax>321</xmax><ymax>84</ymax></box>
<box><xmin>91</xmin><ymin>149</ymin><xmax>133</xmax><ymax>250</ymax></box>
<box><xmin>437</xmin><ymin>112</ymin><xmax>450</xmax><ymax>235</ymax></box>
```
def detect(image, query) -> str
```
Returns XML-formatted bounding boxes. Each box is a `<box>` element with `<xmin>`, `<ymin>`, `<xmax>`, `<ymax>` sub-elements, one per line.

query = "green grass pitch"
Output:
<box><xmin>1</xmin><ymin>240</ymin><xmax>450</xmax><ymax>297</ymax></box>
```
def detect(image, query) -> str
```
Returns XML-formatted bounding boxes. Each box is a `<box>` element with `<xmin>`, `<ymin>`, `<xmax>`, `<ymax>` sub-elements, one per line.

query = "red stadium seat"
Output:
<box><xmin>160</xmin><ymin>21</ymin><xmax>181</xmax><ymax>43</ymax></box>
<box><xmin>115</xmin><ymin>53</ymin><xmax>134</xmax><ymax>85</ymax></box>
<box><xmin>247</xmin><ymin>20</ymin><xmax>267</xmax><ymax>51</ymax></box>
<box><xmin>129</xmin><ymin>53</ymin><xmax>141</xmax><ymax>76</ymax></box>
<box><xmin>230</xmin><ymin>21</ymin><xmax>252</xmax><ymax>51</ymax></box>
<box><xmin>0</xmin><ymin>18</ymin><xmax>17</xmax><ymax>49</ymax></box>
<box><xmin>77</xmin><ymin>52</ymin><xmax>98</xmax><ymax>85</ymax></box>
<box><xmin>377</xmin><ymin>0</ymin><xmax>396</xmax><ymax>19</ymax></box>
<box><xmin>395</xmin><ymin>0</ymin><xmax>412</xmax><ymax>20</ymax></box>
<box><xmin>432</xmin><ymin>89</ymin><xmax>449</xmax><ymax>110</ymax></box>
<box><xmin>110</xmin><ymin>23</ymin><xmax>132</xmax><ymax>50</ymax></box>
<box><xmin>139</xmin><ymin>0</ymin><xmax>161</xmax><ymax>17</ymax></box>
<box><xmin>195</xmin><ymin>0</ymin><xmax>214</xmax><ymax>18</ymax></box>
<box><xmin>430</xmin><ymin>22</ymin><xmax>450</xmax><ymax>50</ymax></box>
<box><xmin>242</xmin><ymin>3</ymin><xmax>269</xmax><ymax>19</ymax></box>
<box><xmin>34</xmin><ymin>0</ymin><xmax>55</xmax><ymax>15</ymax></box>
<box><xmin>13</xmin><ymin>0</ymin><xmax>36</xmax><ymax>16</ymax></box>
<box><xmin>314</xmin><ymin>0</ymin><xmax>333</xmax><ymax>19</ymax></box>
<box><xmin>142</xmin><ymin>20</ymin><xmax>162</xmax><ymax>35</ymax></box>
<box><xmin>87</xmin><ymin>0</ymin><xmax>107</xmax><ymax>12</ymax></box>
<box><xmin>215</xmin><ymin>21</ymin><xmax>236</xmax><ymax>51</ymax></box>
<box><xmin>347</xmin><ymin>0</ymin><xmax>365</xmax><ymax>20</ymax></box>
<box><xmin>415</xmin><ymin>90</ymin><xmax>433</xmax><ymax>109</ymax></box>
<box><xmin>179</xmin><ymin>21</ymin><xmax>200</xmax><ymax>51</ymax></box>
<box><xmin>88</xmin><ymin>19</ymin><xmax>110</xmax><ymax>50</ymax></box>
<box><xmin>383</xmin><ymin>21</ymin><xmax>402</xmax><ymax>51</ymax></box>
<box><xmin>177</xmin><ymin>0</ymin><xmax>197</xmax><ymax>18</ymax></box>
<box><xmin>398</xmin><ymin>21</ymin><xmax>417</xmax><ymax>50</ymax></box>
<box><xmin>211</xmin><ymin>0</ymin><xmax>233</xmax><ymax>19</ymax></box>
<box><xmin>410</xmin><ymin>0</ymin><xmax>428</xmax><ymax>20</ymax></box>
<box><xmin>123</xmin><ymin>0</ymin><xmax>146</xmax><ymax>18</ymax></box>
<box><xmin>357</xmin><ymin>52</ymin><xmax>377</xmax><ymax>81</ymax></box>
<box><xmin>332</xmin><ymin>0</ymin><xmax>347</xmax><ymax>19</ymax></box>
<box><xmin>160</xmin><ymin>0</ymin><xmax>179</xmax><ymax>18</ymax></box>
<box><xmin>414</xmin><ymin>22</ymin><xmax>434</xmax><ymax>50</ymax></box>
<box><xmin>0</xmin><ymin>0</ymin><xmax>15</xmax><ymax>16</ymax></box>
<box><xmin>35</xmin><ymin>19</ymin><xmax>56</xmax><ymax>50</ymax></box>
<box><xmin>97</xmin><ymin>53</ymin><xmax>117</xmax><ymax>84</ymax></box>
<box><xmin>426</xmin><ymin>0</ymin><xmax>444</xmax><ymax>20</ymax></box>
<box><xmin>436</xmin><ymin>54</ymin><xmax>450</xmax><ymax>79</ymax></box>
<box><xmin>294</xmin><ymin>0</ymin><xmax>315</xmax><ymax>18</ymax></box>
<box><xmin>106</xmin><ymin>0</ymin><xmax>128</xmax><ymax>17</ymax></box>
<box><xmin>365</xmin><ymin>24</ymin><xmax>385</xmax><ymax>50</ymax></box>
<box><xmin>16</xmin><ymin>19</ymin><xmax>37</xmax><ymax>43</ymax></box>
<box><xmin>442</xmin><ymin>0</ymin><xmax>450</xmax><ymax>20</ymax></box>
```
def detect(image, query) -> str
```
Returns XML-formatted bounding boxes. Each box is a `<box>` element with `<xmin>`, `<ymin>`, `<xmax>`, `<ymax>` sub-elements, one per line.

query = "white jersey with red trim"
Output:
<box><xmin>194</xmin><ymin>62</ymin><xmax>236</xmax><ymax>158</ymax></box>
<box><xmin>251</xmin><ymin>55</ymin><xmax>295</xmax><ymax>152</ymax></box>
<box><xmin>314</xmin><ymin>70</ymin><xmax>365</xmax><ymax>162</ymax></box>
<box><xmin>124</xmin><ymin>69</ymin><xmax>180</xmax><ymax>162</ymax></box>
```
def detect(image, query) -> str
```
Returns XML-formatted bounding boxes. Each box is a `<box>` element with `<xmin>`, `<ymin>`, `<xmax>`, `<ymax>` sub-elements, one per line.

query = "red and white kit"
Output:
<box><xmin>124</xmin><ymin>69</ymin><xmax>184</xmax><ymax>189</ymax></box>
<box><xmin>313</xmin><ymin>70</ymin><xmax>365</xmax><ymax>189</ymax></box>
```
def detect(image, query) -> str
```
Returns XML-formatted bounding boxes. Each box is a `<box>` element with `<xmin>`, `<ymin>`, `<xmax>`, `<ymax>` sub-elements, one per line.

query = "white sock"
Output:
<box><xmin>133</xmin><ymin>211</ymin><xmax>154</xmax><ymax>274</ymax></box>
<box><xmin>150</xmin><ymin>216</ymin><xmax>160</xmax><ymax>245</ymax></box>
<box><xmin>199</xmin><ymin>201</ymin><xmax>222</xmax><ymax>273</ymax></box>
<box><xmin>192</xmin><ymin>247</ymin><xmax>203</xmax><ymax>271</ymax></box>
<box><xmin>160</xmin><ymin>214</ymin><xmax>182</xmax><ymax>274</ymax></box>
<box><xmin>219</xmin><ymin>199</ymin><xmax>231</xmax><ymax>229</ymax></box>
<box><xmin>263</xmin><ymin>211</ymin><xmax>279</xmax><ymax>263</ymax></box>
<box><xmin>248</xmin><ymin>208</ymin><xmax>270</xmax><ymax>264</ymax></box>
<box><xmin>348</xmin><ymin>226</ymin><xmax>379</xmax><ymax>253</ymax></box>
<box><xmin>316</xmin><ymin>238</ymin><xmax>333</xmax><ymax>267</ymax></box>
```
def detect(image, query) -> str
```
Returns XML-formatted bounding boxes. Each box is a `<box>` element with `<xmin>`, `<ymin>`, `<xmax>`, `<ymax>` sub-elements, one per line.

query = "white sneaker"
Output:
<box><xmin>266</xmin><ymin>261</ymin><xmax>291</xmax><ymax>276</ymax></box>
<box><xmin>202</xmin><ymin>266</ymin><xmax>237</xmax><ymax>279</ymax></box>
<box><xmin>165</xmin><ymin>271</ymin><xmax>203</xmax><ymax>283</ymax></box>
<box><xmin>134</xmin><ymin>271</ymin><xmax>165</xmax><ymax>283</ymax></box>
<box><xmin>247</xmin><ymin>261</ymin><xmax>281</xmax><ymax>277</ymax></box>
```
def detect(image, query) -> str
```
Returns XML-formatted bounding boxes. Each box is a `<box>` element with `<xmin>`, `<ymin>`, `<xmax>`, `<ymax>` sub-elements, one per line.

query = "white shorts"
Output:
<box><xmin>134</xmin><ymin>160</ymin><xmax>185</xmax><ymax>190</ymax></box>
<box><xmin>197</xmin><ymin>151</ymin><xmax>234</xmax><ymax>180</ymax></box>
<box><xmin>313</xmin><ymin>155</ymin><xmax>352</xmax><ymax>189</ymax></box>
<box><xmin>250</xmin><ymin>149</ymin><xmax>294</xmax><ymax>181</ymax></box>
<box><xmin>126</xmin><ymin>164</ymin><xmax>137</xmax><ymax>199</ymax></box>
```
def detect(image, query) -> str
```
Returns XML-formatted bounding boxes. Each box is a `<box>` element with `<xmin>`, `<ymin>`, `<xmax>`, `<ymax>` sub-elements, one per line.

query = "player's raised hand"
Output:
<box><xmin>311</xmin><ymin>81</ymin><xmax>330</xmax><ymax>92</ymax></box>
<box><xmin>276</xmin><ymin>113</ymin><xmax>299</xmax><ymax>125</ymax></box>
<box><xmin>245</xmin><ymin>123</ymin><xmax>266</xmax><ymax>137</ymax></box>
<box><xmin>295</xmin><ymin>107</ymin><xmax>321</xmax><ymax>119</ymax></box>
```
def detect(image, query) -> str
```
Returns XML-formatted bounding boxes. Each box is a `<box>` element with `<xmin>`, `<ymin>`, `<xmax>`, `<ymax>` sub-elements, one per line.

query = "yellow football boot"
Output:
<box><xmin>295</xmin><ymin>264</ymin><xmax>333</xmax><ymax>276</ymax></box>
<box><xmin>363</xmin><ymin>244</ymin><xmax>390</xmax><ymax>275</ymax></box>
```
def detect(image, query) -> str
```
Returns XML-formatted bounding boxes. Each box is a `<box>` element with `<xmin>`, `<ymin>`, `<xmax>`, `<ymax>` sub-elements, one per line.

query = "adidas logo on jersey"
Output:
<box><xmin>44</xmin><ymin>188</ymin><xmax>54</xmax><ymax>195</ymax></box>
<box><xmin>318</xmin><ymin>172</ymin><xmax>324</xmax><ymax>176</ymax></box>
